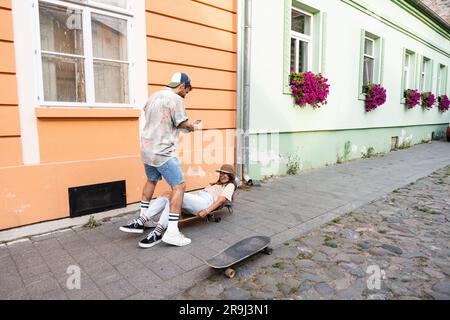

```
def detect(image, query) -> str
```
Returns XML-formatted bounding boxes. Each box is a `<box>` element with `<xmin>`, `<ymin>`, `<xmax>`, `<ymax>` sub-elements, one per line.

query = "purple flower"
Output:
<box><xmin>364</xmin><ymin>83</ymin><xmax>386</xmax><ymax>112</ymax></box>
<box><xmin>290</xmin><ymin>71</ymin><xmax>330</xmax><ymax>109</ymax></box>
<box><xmin>438</xmin><ymin>95</ymin><xmax>449</xmax><ymax>112</ymax></box>
<box><xmin>421</xmin><ymin>92</ymin><xmax>435</xmax><ymax>110</ymax></box>
<box><xmin>404</xmin><ymin>89</ymin><xmax>420</xmax><ymax>109</ymax></box>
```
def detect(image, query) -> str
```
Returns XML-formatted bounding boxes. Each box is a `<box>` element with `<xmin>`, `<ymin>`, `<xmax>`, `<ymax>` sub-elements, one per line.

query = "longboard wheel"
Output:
<box><xmin>262</xmin><ymin>247</ymin><xmax>273</xmax><ymax>255</ymax></box>
<box><xmin>224</xmin><ymin>268</ymin><xmax>236</xmax><ymax>278</ymax></box>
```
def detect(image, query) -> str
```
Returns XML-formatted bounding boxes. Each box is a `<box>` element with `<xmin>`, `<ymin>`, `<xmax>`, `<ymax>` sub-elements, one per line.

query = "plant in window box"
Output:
<box><xmin>403</xmin><ymin>89</ymin><xmax>420</xmax><ymax>109</ymax></box>
<box><xmin>437</xmin><ymin>95</ymin><xmax>449</xmax><ymax>112</ymax></box>
<box><xmin>363</xmin><ymin>83</ymin><xmax>386</xmax><ymax>112</ymax></box>
<box><xmin>421</xmin><ymin>92</ymin><xmax>435</xmax><ymax>110</ymax></box>
<box><xmin>289</xmin><ymin>71</ymin><xmax>330</xmax><ymax>109</ymax></box>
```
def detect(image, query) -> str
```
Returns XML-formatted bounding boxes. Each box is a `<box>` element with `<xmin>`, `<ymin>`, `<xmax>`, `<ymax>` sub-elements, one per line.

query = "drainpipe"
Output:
<box><xmin>236</xmin><ymin>0</ymin><xmax>252</xmax><ymax>184</ymax></box>
<box><xmin>235</xmin><ymin>0</ymin><xmax>244</xmax><ymax>184</ymax></box>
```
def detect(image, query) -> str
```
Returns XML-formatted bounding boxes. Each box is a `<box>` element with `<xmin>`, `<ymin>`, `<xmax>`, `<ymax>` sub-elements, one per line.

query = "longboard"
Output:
<box><xmin>179</xmin><ymin>202</ymin><xmax>233</xmax><ymax>224</ymax></box>
<box><xmin>205</xmin><ymin>235</ymin><xmax>272</xmax><ymax>278</ymax></box>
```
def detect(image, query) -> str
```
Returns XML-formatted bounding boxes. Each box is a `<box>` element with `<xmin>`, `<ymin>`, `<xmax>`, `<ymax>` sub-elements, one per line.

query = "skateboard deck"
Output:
<box><xmin>205</xmin><ymin>236</ymin><xmax>271</xmax><ymax>278</ymax></box>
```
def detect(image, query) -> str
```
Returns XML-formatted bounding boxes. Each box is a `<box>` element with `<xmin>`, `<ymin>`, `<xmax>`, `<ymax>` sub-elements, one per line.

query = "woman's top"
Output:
<box><xmin>203</xmin><ymin>183</ymin><xmax>236</xmax><ymax>202</ymax></box>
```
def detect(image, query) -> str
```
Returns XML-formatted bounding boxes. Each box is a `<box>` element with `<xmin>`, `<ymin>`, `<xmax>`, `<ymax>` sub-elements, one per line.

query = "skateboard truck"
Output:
<box><xmin>203</xmin><ymin>200</ymin><xmax>233</xmax><ymax>223</ymax></box>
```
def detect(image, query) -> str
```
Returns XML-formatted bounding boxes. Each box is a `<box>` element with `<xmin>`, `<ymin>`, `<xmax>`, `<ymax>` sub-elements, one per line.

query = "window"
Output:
<box><xmin>358</xmin><ymin>30</ymin><xmax>383</xmax><ymax>97</ymax></box>
<box><xmin>401</xmin><ymin>50</ymin><xmax>416</xmax><ymax>92</ymax></box>
<box><xmin>36</xmin><ymin>0</ymin><xmax>131</xmax><ymax>105</ymax></box>
<box><xmin>70</xmin><ymin>0</ymin><xmax>128</xmax><ymax>10</ymax></box>
<box><xmin>363</xmin><ymin>38</ymin><xmax>375</xmax><ymax>86</ymax></box>
<box><xmin>419</xmin><ymin>56</ymin><xmax>432</xmax><ymax>92</ymax></box>
<box><xmin>403</xmin><ymin>53</ymin><xmax>411</xmax><ymax>89</ymax></box>
<box><xmin>283</xmin><ymin>1</ymin><xmax>325</xmax><ymax>94</ymax></box>
<box><xmin>90</xmin><ymin>0</ymin><xmax>127</xmax><ymax>9</ymax></box>
<box><xmin>437</xmin><ymin>64</ymin><xmax>448</xmax><ymax>96</ymax></box>
<box><xmin>290</xmin><ymin>8</ymin><xmax>312</xmax><ymax>73</ymax></box>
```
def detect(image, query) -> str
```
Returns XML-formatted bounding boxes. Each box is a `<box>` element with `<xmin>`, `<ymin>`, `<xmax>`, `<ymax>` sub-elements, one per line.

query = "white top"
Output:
<box><xmin>140</xmin><ymin>88</ymin><xmax>188</xmax><ymax>166</ymax></box>
<box><xmin>204</xmin><ymin>183</ymin><xmax>236</xmax><ymax>202</ymax></box>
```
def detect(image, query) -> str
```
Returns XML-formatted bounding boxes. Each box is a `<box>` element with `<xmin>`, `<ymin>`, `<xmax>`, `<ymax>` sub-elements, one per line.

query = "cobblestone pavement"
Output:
<box><xmin>173</xmin><ymin>166</ymin><xmax>450</xmax><ymax>300</ymax></box>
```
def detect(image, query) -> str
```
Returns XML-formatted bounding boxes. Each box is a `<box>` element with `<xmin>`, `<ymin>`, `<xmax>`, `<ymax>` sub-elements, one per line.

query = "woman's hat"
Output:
<box><xmin>216</xmin><ymin>164</ymin><xmax>236</xmax><ymax>180</ymax></box>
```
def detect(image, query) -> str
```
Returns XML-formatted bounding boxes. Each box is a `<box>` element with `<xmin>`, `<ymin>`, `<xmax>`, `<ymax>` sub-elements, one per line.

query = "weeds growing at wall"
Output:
<box><xmin>361</xmin><ymin>147</ymin><xmax>376</xmax><ymax>158</ymax></box>
<box><xmin>286</xmin><ymin>153</ymin><xmax>301</xmax><ymax>175</ymax></box>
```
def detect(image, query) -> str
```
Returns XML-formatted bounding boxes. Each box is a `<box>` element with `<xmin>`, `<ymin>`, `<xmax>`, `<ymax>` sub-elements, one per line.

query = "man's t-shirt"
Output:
<box><xmin>141</xmin><ymin>88</ymin><xmax>188</xmax><ymax>167</ymax></box>
<box><xmin>204</xmin><ymin>183</ymin><xmax>236</xmax><ymax>202</ymax></box>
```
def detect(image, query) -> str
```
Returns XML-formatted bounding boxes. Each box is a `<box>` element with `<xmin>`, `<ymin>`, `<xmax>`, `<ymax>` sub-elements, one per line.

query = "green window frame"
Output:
<box><xmin>358</xmin><ymin>30</ymin><xmax>384</xmax><ymax>100</ymax></box>
<box><xmin>283</xmin><ymin>0</ymin><xmax>327</xmax><ymax>94</ymax></box>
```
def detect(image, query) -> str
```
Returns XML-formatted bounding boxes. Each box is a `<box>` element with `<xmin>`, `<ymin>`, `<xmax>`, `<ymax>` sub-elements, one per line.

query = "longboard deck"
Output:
<box><xmin>206</xmin><ymin>236</ymin><xmax>270</xmax><ymax>269</ymax></box>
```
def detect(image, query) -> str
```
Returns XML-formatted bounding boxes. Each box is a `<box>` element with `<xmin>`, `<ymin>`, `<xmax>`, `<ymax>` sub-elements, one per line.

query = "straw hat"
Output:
<box><xmin>216</xmin><ymin>164</ymin><xmax>236</xmax><ymax>181</ymax></box>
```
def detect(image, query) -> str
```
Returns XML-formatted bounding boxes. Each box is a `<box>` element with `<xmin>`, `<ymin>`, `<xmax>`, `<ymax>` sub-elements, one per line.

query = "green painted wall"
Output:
<box><xmin>249</xmin><ymin>124</ymin><xmax>448</xmax><ymax>179</ymax></box>
<box><xmin>246</xmin><ymin>0</ymin><xmax>450</xmax><ymax>178</ymax></box>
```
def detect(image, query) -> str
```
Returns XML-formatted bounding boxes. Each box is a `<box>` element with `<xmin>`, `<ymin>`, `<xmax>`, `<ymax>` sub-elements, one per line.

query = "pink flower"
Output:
<box><xmin>289</xmin><ymin>71</ymin><xmax>330</xmax><ymax>109</ymax></box>
<box><xmin>364</xmin><ymin>83</ymin><xmax>386</xmax><ymax>112</ymax></box>
<box><xmin>404</xmin><ymin>89</ymin><xmax>420</xmax><ymax>109</ymax></box>
<box><xmin>421</xmin><ymin>92</ymin><xmax>435</xmax><ymax>110</ymax></box>
<box><xmin>438</xmin><ymin>95</ymin><xmax>449</xmax><ymax>112</ymax></box>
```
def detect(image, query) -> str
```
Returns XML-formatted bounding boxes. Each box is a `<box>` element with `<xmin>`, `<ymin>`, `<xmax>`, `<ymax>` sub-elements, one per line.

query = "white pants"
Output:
<box><xmin>143</xmin><ymin>191</ymin><xmax>214</xmax><ymax>229</ymax></box>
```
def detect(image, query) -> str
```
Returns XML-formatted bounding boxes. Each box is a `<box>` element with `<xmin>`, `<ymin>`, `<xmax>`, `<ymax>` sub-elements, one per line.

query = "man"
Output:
<box><xmin>122</xmin><ymin>72</ymin><xmax>195</xmax><ymax>246</ymax></box>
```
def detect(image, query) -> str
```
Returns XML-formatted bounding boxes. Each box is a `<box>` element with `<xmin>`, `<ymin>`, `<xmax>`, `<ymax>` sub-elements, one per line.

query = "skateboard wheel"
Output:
<box><xmin>224</xmin><ymin>268</ymin><xmax>236</xmax><ymax>278</ymax></box>
<box><xmin>215</xmin><ymin>217</ymin><xmax>221</xmax><ymax>223</ymax></box>
<box><xmin>262</xmin><ymin>247</ymin><xmax>273</xmax><ymax>255</ymax></box>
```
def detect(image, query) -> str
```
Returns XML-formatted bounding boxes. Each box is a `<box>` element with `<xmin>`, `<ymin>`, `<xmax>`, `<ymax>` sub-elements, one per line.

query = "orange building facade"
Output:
<box><xmin>0</xmin><ymin>0</ymin><xmax>237</xmax><ymax>230</ymax></box>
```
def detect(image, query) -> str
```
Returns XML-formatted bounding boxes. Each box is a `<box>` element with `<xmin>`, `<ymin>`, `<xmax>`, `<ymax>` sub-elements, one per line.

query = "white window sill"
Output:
<box><xmin>36</xmin><ymin>107</ymin><xmax>141</xmax><ymax>118</ymax></box>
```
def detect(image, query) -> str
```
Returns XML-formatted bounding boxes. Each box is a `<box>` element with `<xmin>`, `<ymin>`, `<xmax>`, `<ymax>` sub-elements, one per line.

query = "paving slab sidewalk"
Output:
<box><xmin>0</xmin><ymin>141</ymin><xmax>449</xmax><ymax>300</ymax></box>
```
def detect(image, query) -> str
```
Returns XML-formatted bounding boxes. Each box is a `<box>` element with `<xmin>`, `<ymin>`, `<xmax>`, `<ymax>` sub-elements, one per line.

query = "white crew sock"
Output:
<box><xmin>140</xmin><ymin>201</ymin><xmax>150</xmax><ymax>217</ymax></box>
<box><xmin>166</xmin><ymin>213</ymin><xmax>180</xmax><ymax>234</ymax></box>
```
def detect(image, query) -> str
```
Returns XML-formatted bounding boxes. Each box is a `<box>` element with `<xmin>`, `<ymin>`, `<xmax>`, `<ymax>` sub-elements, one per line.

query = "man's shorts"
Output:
<box><xmin>144</xmin><ymin>157</ymin><xmax>184</xmax><ymax>187</ymax></box>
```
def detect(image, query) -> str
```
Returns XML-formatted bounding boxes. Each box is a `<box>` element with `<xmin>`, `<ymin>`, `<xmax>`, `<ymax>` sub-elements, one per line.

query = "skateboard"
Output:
<box><xmin>179</xmin><ymin>201</ymin><xmax>233</xmax><ymax>224</ymax></box>
<box><xmin>205</xmin><ymin>235</ymin><xmax>272</xmax><ymax>278</ymax></box>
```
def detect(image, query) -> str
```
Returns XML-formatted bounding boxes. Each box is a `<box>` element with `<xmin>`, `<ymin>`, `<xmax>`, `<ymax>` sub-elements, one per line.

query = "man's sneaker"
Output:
<box><xmin>119</xmin><ymin>220</ymin><xmax>145</xmax><ymax>234</ymax></box>
<box><xmin>139</xmin><ymin>231</ymin><xmax>162</xmax><ymax>248</ymax></box>
<box><xmin>162</xmin><ymin>231</ymin><xmax>191</xmax><ymax>247</ymax></box>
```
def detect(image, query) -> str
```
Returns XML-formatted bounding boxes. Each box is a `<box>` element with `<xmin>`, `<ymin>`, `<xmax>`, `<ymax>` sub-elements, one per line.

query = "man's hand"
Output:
<box><xmin>178</xmin><ymin>120</ymin><xmax>195</xmax><ymax>132</ymax></box>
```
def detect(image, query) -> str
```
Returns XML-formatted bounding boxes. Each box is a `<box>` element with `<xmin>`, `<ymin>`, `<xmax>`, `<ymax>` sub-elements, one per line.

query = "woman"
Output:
<box><xmin>120</xmin><ymin>164</ymin><xmax>237</xmax><ymax>248</ymax></box>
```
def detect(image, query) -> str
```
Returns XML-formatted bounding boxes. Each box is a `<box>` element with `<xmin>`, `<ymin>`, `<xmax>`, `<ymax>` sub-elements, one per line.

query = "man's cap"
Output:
<box><xmin>167</xmin><ymin>72</ymin><xmax>192</xmax><ymax>88</ymax></box>
<box><xmin>216</xmin><ymin>164</ymin><xmax>236</xmax><ymax>180</ymax></box>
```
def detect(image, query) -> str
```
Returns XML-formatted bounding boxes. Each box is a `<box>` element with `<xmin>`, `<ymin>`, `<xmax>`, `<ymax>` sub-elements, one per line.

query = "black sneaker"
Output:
<box><xmin>119</xmin><ymin>220</ymin><xmax>145</xmax><ymax>234</ymax></box>
<box><xmin>139</xmin><ymin>231</ymin><xmax>162</xmax><ymax>248</ymax></box>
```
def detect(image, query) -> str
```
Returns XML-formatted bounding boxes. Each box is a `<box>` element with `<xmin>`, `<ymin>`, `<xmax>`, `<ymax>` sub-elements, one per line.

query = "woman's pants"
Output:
<box><xmin>142</xmin><ymin>191</ymin><xmax>214</xmax><ymax>229</ymax></box>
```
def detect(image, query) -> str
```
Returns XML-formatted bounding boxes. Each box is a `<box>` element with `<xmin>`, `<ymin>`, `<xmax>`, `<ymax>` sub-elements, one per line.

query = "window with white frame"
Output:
<box><xmin>359</xmin><ymin>31</ymin><xmax>383</xmax><ymax>96</ymax></box>
<box><xmin>402</xmin><ymin>50</ymin><xmax>416</xmax><ymax>91</ymax></box>
<box><xmin>419</xmin><ymin>56</ymin><xmax>431</xmax><ymax>92</ymax></box>
<box><xmin>363</xmin><ymin>37</ymin><xmax>375</xmax><ymax>86</ymax></box>
<box><xmin>437</xmin><ymin>64</ymin><xmax>448</xmax><ymax>96</ymax></box>
<box><xmin>37</xmin><ymin>0</ymin><xmax>131</xmax><ymax>105</ymax></box>
<box><xmin>290</xmin><ymin>8</ymin><xmax>312</xmax><ymax>73</ymax></box>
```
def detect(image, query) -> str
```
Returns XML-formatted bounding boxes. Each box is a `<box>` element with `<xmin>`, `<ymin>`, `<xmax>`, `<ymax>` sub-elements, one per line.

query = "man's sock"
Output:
<box><xmin>166</xmin><ymin>213</ymin><xmax>180</xmax><ymax>234</ymax></box>
<box><xmin>140</xmin><ymin>201</ymin><xmax>150</xmax><ymax>217</ymax></box>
